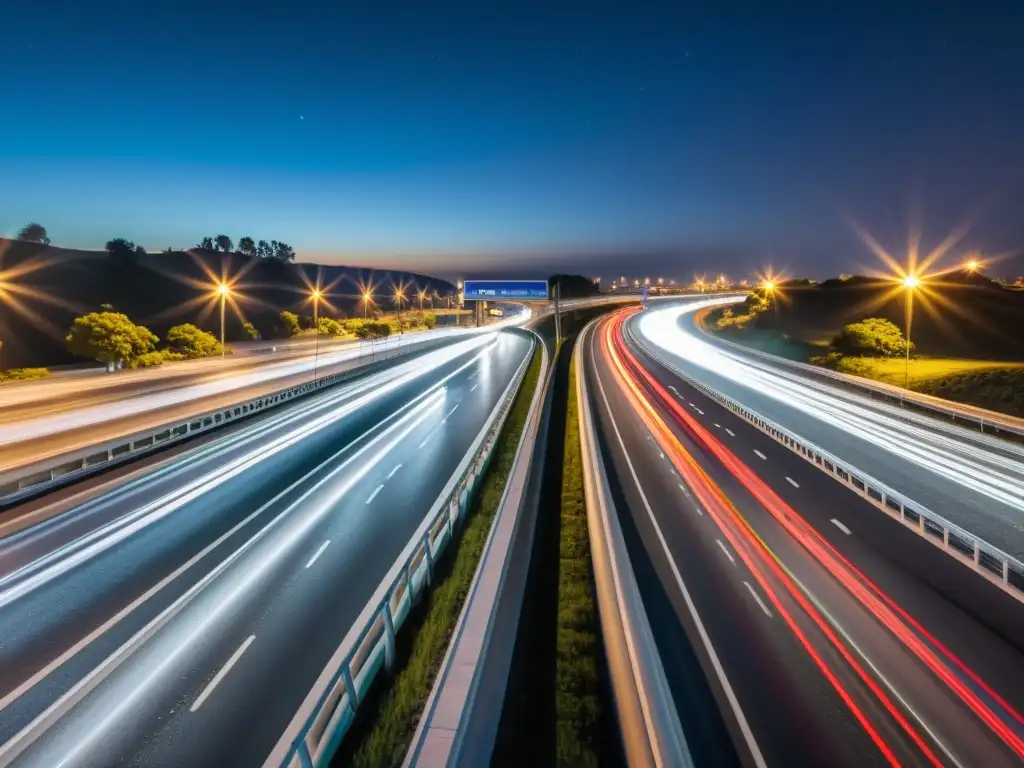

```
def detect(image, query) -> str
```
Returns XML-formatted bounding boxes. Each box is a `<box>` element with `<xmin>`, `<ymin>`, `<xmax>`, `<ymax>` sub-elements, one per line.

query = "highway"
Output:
<box><xmin>632</xmin><ymin>299</ymin><xmax>1024</xmax><ymax>559</ymax></box>
<box><xmin>0</xmin><ymin>314</ymin><xmax>528</xmax><ymax>475</ymax></box>
<box><xmin>580</xmin><ymin>310</ymin><xmax>1024</xmax><ymax>767</ymax></box>
<box><xmin>0</xmin><ymin>329</ymin><xmax>534</xmax><ymax>767</ymax></box>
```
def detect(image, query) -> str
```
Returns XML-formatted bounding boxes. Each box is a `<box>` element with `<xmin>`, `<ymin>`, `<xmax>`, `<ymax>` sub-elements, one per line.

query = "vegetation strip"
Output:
<box><xmin>554</xmin><ymin>354</ymin><xmax>604</xmax><ymax>767</ymax></box>
<box><xmin>336</xmin><ymin>343</ymin><xmax>542</xmax><ymax>768</ymax></box>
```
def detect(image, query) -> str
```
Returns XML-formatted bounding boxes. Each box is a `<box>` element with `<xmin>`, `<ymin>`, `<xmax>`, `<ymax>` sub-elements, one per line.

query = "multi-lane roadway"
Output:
<box><xmin>580</xmin><ymin>307</ymin><xmax>1024</xmax><ymax>766</ymax></box>
<box><xmin>0</xmin><ymin>329</ymin><xmax>534</xmax><ymax>767</ymax></box>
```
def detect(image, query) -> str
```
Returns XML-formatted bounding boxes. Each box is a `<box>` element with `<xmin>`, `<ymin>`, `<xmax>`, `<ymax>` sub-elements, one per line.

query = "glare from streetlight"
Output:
<box><xmin>966</xmin><ymin>259</ymin><xmax>980</xmax><ymax>272</ymax></box>
<box><xmin>217</xmin><ymin>282</ymin><xmax>230</xmax><ymax>296</ymax></box>
<box><xmin>903</xmin><ymin>275</ymin><xmax>920</xmax><ymax>290</ymax></box>
<box><xmin>311</xmin><ymin>288</ymin><xmax>322</xmax><ymax>300</ymax></box>
<box><xmin>763</xmin><ymin>280</ymin><xmax>775</xmax><ymax>292</ymax></box>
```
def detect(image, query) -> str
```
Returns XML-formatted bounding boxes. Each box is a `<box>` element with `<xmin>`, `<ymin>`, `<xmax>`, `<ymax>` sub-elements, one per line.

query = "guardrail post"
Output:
<box><xmin>341</xmin><ymin>660</ymin><xmax>357</xmax><ymax>707</ymax></box>
<box><xmin>422</xmin><ymin>533</ymin><xmax>434</xmax><ymax>587</ymax></box>
<box><xmin>382</xmin><ymin>597</ymin><xmax>397</xmax><ymax>671</ymax></box>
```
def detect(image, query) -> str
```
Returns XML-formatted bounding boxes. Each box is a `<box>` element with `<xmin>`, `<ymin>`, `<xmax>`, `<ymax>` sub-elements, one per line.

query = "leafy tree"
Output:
<box><xmin>66</xmin><ymin>311</ymin><xmax>158</xmax><ymax>368</ymax></box>
<box><xmin>166</xmin><ymin>323</ymin><xmax>222</xmax><ymax>359</ymax></box>
<box><xmin>317</xmin><ymin>317</ymin><xmax>345</xmax><ymax>336</ymax></box>
<box><xmin>105</xmin><ymin>238</ymin><xmax>146</xmax><ymax>258</ymax></box>
<box><xmin>257</xmin><ymin>240</ymin><xmax>272</xmax><ymax>259</ymax></box>
<box><xmin>17</xmin><ymin>223</ymin><xmax>49</xmax><ymax>244</ymax></box>
<box><xmin>831</xmin><ymin>317</ymin><xmax>911</xmax><ymax>358</ymax></box>
<box><xmin>243</xmin><ymin>321</ymin><xmax>260</xmax><ymax>339</ymax></box>
<box><xmin>199</xmin><ymin>236</ymin><xmax>215</xmax><ymax>250</ymax></box>
<box><xmin>422</xmin><ymin>311</ymin><xmax>437</xmax><ymax>330</ymax></box>
<box><xmin>273</xmin><ymin>241</ymin><xmax>296</xmax><ymax>262</ymax></box>
<box><xmin>280</xmin><ymin>310</ymin><xmax>301</xmax><ymax>337</ymax></box>
<box><xmin>214</xmin><ymin>234</ymin><xmax>234</xmax><ymax>253</ymax></box>
<box><xmin>238</xmin><ymin>237</ymin><xmax>256</xmax><ymax>257</ymax></box>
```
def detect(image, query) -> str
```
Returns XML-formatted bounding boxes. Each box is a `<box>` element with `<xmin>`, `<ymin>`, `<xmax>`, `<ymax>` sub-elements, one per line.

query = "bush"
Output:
<box><xmin>130</xmin><ymin>349</ymin><xmax>187</xmax><ymax>368</ymax></box>
<box><xmin>317</xmin><ymin>317</ymin><xmax>345</xmax><ymax>336</ymax></box>
<box><xmin>831</xmin><ymin>317</ymin><xmax>910</xmax><ymax>357</ymax></box>
<box><xmin>0</xmin><ymin>367</ymin><xmax>50</xmax><ymax>383</ymax></box>
<box><xmin>280</xmin><ymin>310</ymin><xmax>301</xmax><ymax>337</ymax></box>
<box><xmin>166</xmin><ymin>323</ymin><xmax>222</xmax><ymax>359</ymax></box>
<box><xmin>355</xmin><ymin>321</ymin><xmax>391</xmax><ymax>339</ymax></box>
<box><xmin>810</xmin><ymin>351</ymin><xmax>844</xmax><ymax>370</ymax></box>
<box><xmin>243</xmin><ymin>322</ymin><xmax>260</xmax><ymax>340</ymax></box>
<box><xmin>423</xmin><ymin>311</ymin><xmax>437</xmax><ymax>330</ymax></box>
<box><xmin>66</xmin><ymin>311</ymin><xmax>158</xmax><ymax>368</ymax></box>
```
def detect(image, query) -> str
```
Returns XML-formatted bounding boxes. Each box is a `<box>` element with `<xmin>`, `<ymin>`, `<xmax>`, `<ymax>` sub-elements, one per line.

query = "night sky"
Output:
<box><xmin>3</xmin><ymin>2</ymin><xmax>1023</xmax><ymax>281</ymax></box>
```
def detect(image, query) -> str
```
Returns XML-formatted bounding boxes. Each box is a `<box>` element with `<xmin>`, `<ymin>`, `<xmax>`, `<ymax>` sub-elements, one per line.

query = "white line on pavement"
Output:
<box><xmin>743</xmin><ymin>582</ymin><xmax>772</xmax><ymax>617</ymax></box>
<box><xmin>366</xmin><ymin>485</ymin><xmax>384</xmax><ymax>504</ymax></box>
<box><xmin>470</xmin><ymin>384</ymin><xmax>478</xmax><ymax>392</ymax></box>
<box><xmin>305</xmin><ymin>540</ymin><xmax>331</xmax><ymax>569</ymax></box>
<box><xmin>386</xmin><ymin>463</ymin><xmax>402</xmax><ymax>479</ymax></box>
<box><xmin>726</xmin><ymin>428</ymin><xmax>735</xmax><ymax>436</ymax></box>
<box><xmin>754</xmin><ymin>450</ymin><xmax>766</xmax><ymax>460</ymax></box>
<box><xmin>716</xmin><ymin>539</ymin><xmax>736</xmax><ymax>565</ymax></box>
<box><xmin>190</xmin><ymin>635</ymin><xmax>256</xmax><ymax>712</ymax></box>
<box><xmin>785</xmin><ymin>477</ymin><xmax>800</xmax><ymax>488</ymax></box>
<box><xmin>714</xmin><ymin>423</ymin><xmax>721</xmax><ymax>428</ymax></box>
<box><xmin>831</xmin><ymin>519</ymin><xmax>852</xmax><ymax>535</ymax></box>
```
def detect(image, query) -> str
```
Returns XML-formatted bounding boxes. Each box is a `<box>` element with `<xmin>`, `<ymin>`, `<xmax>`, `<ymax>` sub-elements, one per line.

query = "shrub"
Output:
<box><xmin>166</xmin><ymin>323</ymin><xmax>222</xmax><ymax>359</ymax></box>
<box><xmin>280</xmin><ymin>310</ymin><xmax>301</xmax><ymax>337</ymax></box>
<box><xmin>831</xmin><ymin>317</ymin><xmax>910</xmax><ymax>357</ymax></box>
<box><xmin>0</xmin><ymin>367</ymin><xmax>50</xmax><ymax>383</ymax></box>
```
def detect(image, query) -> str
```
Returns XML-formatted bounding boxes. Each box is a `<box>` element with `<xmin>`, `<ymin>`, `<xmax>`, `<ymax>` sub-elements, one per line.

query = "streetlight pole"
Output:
<box><xmin>902</xmin><ymin>275</ymin><xmax>919</xmax><ymax>395</ymax></box>
<box><xmin>217</xmin><ymin>283</ymin><xmax>229</xmax><ymax>359</ymax></box>
<box><xmin>312</xmin><ymin>288</ymin><xmax>321</xmax><ymax>382</ymax></box>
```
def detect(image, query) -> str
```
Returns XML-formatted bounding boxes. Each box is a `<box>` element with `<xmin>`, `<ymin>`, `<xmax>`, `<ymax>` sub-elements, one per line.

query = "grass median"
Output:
<box><xmin>554</xmin><ymin>353</ymin><xmax>604</xmax><ymax>766</ymax></box>
<box><xmin>335</xmin><ymin>342</ymin><xmax>542</xmax><ymax>768</ymax></box>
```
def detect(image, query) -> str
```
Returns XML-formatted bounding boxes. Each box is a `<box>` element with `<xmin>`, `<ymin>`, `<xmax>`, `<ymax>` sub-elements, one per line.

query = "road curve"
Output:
<box><xmin>0</xmin><ymin>329</ymin><xmax>534</xmax><ymax>767</ymax></box>
<box><xmin>580</xmin><ymin>309</ymin><xmax>1024</xmax><ymax>767</ymax></box>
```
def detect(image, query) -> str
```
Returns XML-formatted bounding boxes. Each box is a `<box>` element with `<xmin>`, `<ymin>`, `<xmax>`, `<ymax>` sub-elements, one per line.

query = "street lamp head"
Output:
<box><xmin>903</xmin><ymin>274</ymin><xmax>920</xmax><ymax>290</ymax></box>
<box><xmin>362</xmin><ymin>290</ymin><xmax>372</xmax><ymax>301</ymax></box>
<box><xmin>311</xmin><ymin>288</ymin><xmax>322</xmax><ymax>300</ymax></box>
<box><xmin>217</xmin><ymin>283</ymin><xmax>230</xmax><ymax>296</ymax></box>
<box><xmin>763</xmin><ymin>280</ymin><xmax>775</xmax><ymax>292</ymax></box>
<box><xmin>966</xmin><ymin>259</ymin><xmax>979</xmax><ymax>272</ymax></box>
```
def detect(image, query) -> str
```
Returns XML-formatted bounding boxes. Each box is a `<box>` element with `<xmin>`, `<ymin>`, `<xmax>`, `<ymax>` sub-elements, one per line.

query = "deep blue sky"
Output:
<box><xmin>3</xmin><ymin>1</ymin><xmax>1023</xmax><ymax>281</ymax></box>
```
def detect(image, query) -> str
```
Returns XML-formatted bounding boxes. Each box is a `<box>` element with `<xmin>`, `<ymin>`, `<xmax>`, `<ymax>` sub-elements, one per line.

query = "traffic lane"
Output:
<box><xmin>584</xmin><ymin>333</ymin><xmax>883</xmax><ymax>767</ymax></box>
<box><xmin>8</xmin><ymin>335</ymin><xmax>533</xmax><ymax>767</ymax></box>
<box><xmin>0</xmin><ymin>335</ymin><xmax>480</xmax><ymax>579</ymax></box>
<box><xmin>643</xmin><ymin>351</ymin><xmax>1024</xmax><ymax>716</ymax></box>
<box><xmin>0</xmin><ymin>337</ymin><xmax>513</xmax><ymax>737</ymax></box>
<box><xmin>614</xmin><ymin>330</ymin><xmax>1024</xmax><ymax>763</ymax></box>
<box><xmin>690</xmin><ymin>309</ymin><xmax>1024</xmax><ymax>457</ymax></box>
<box><xmin>627</xmin><ymin>314</ymin><xmax>1024</xmax><ymax>558</ymax></box>
<box><xmin>0</xmin><ymin>333</ymin><xmax>454</xmax><ymax>472</ymax></box>
<box><xmin>121</xmin><ymin>337</ymin><xmax>532</xmax><ymax>768</ymax></box>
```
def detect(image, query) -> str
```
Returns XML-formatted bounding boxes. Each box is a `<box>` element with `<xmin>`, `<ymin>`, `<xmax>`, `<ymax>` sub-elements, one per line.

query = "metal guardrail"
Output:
<box><xmin>626</xmin><ymin>322</ymin><xmax>1024</xmax><ymax>602</ymax></box>
<box><xmin>264</xmin><ymin>334</ymin><xmax>537</xmax><ymax>768</ymax></box>
<box><xmin>404</xmin><ymin>329</ymin><xmax>549</xmax><ymax>767</ymax></box>
<box><xmin>694</xmin><ymin>302</ymin><xmax>1024</xmax><ymax>438</ymax></box>
<box><xmin>574</xmin><ymin>321</ymin><xmax>693</xmax><ymax>766</ymax></box>
<box><xmin>0</xmin><ymin>337</ymin><xmax>436</xmax><ymax>506</ymax></box>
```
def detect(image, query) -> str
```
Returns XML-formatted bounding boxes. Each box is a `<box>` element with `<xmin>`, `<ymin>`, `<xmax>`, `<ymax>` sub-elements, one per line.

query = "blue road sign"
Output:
<box><xmin>462</xmin><ymin>280</ymin><xmax>549</xmax><ymax>301</ymax></box>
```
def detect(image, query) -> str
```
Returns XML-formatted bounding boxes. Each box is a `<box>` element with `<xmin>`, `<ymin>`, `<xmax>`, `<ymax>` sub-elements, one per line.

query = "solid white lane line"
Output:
<box><xmin>716</xmin><ymin>539</ymin><xmax>736</xmax><ymax>565</ymax></box>
<box><xmin>365</xmin><ymin>485</ymin><xmax>384</xmax><ymax>504</ymax></box>
<box><xmin>726</xmin><ymin>429</ymin><xmax>735</xmax><ymax>436</ymax></box>
<box><xmin>754</xmin><ymin>450</ymin><xmax>766</xmax><ymax>460</ymax></box>
<box><xmin>785</xmin><ymin>477</ymin><xmax>800</xmax><ymax>488</ymax></box>
<box><xmin>831</xmin><ymin>519</ymin><xmax>852</xmax><ymax>535</ymax></box>
<box><xmin>305</xmin><ymin>540</ymin><xmax>331</xmax><ymax>569</ymax></box>
<box><xmin>588</xmin><ymin>338</ymin><xmax>766</xmax><ymax>768</ymax></box>
<box><xmin>743</xmin><ymin>582</ymin><xmax>772</xmax><ymax>618</ymax></box>
<box><xmin>470</xmin><ymin>384</ymin><xmax>478</xmax><ymax>392</ymax></box>
<box><xmin>386</xmin><ymin>463</ymin><xmax>402</xmax><ymax>479</ymax></box>
<box><xmin>190</xmin><ymin>635</ymin><xmax>255</xmax><ymax>712</ymax></box>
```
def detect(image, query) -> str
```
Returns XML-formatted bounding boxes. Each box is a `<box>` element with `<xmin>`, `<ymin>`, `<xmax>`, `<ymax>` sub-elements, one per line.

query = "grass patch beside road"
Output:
<box><xmin>335</xmin><ymin>343</ymin><xmax>542</xmax><ymax>768</ymax></box>
<box><xmin>835</xmin><ymin>356</ymin><xmax>1024</xmax><ymax>386</ymax></box>
<box><xmin>554</xmin><ymin>354</ymin><xmax>604</xmax><ymax>766</ymax></box>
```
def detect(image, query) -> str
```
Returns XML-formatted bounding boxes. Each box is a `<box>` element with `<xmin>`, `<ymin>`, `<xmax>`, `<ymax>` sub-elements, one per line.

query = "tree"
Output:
<box><xmin>166</xmin><ymin>323</ymin><xmax>222</xmax><ymax>359</ymax></box>
<box><xmin>422</xmin><ymin>311</ymin><xmax>437</xmax><ymax>329</ymax></box>
<box><xmin>280</xmin><ymin>310</ymin><xmax>301</xmax><ymax>337</ymax></box>
<box><xmin>214</xmin><ymin>234</ymin><xmax>234</xmax><ymax>253</ymax></box>
<box><xmin>17</xmin><ymin>223</ymin><xmax>49</xmax><ymax>244</ymax></box>
<box><xmin>105</xmin><ymin>238</ymin><xmax>145</xmax><ymax>258</ymax></box>
<box><xmin>199</xmin><ymin>236</ymin><xmax>214</xmax><ymax>250</ymax></box>
<box><xmin>239</xmin><ymin>237</ymin><xmax>256</xmax><ymax>257</ymax></box>
<box><xmin>66</xmin><ymin>311</ymin><xmax>158</xmax><ymax>368</ymax></box>
<box><xmin>273</xmin><ymin>241</ymin><xmax>296</xmax><ymax>262</ymax></box>
<box><xmin>243</xmin><ymin>321</ymin><xmax>260</xmax><ymax>339</ymax></box>
<box><xmin>831</xmin><ymin>317</ymin><xmax>911</xmax><ymax>358</ymax></box>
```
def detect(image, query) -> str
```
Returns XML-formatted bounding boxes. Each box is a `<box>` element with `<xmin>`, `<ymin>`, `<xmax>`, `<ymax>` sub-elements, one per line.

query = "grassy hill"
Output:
<box><xmin>0</xmin><ymin>239</ymin><xmax>456</xmax><ymax>369</ymax></box>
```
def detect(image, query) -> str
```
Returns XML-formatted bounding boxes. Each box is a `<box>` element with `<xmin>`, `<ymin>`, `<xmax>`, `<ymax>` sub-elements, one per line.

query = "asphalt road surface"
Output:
<box><xmin>581</xmin><ymin>311</ymin><xmax>1024</xmax><ymax>767</ymax></box>
<box><xmin>0</xmin><ymin>329</ymin><xmax>534</xmax><ymax>767</ymax></box>
<box><xmin>631</xmin><ymin>299</ymin><xmax>1024</xmax><ymax>558</ymax></box>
